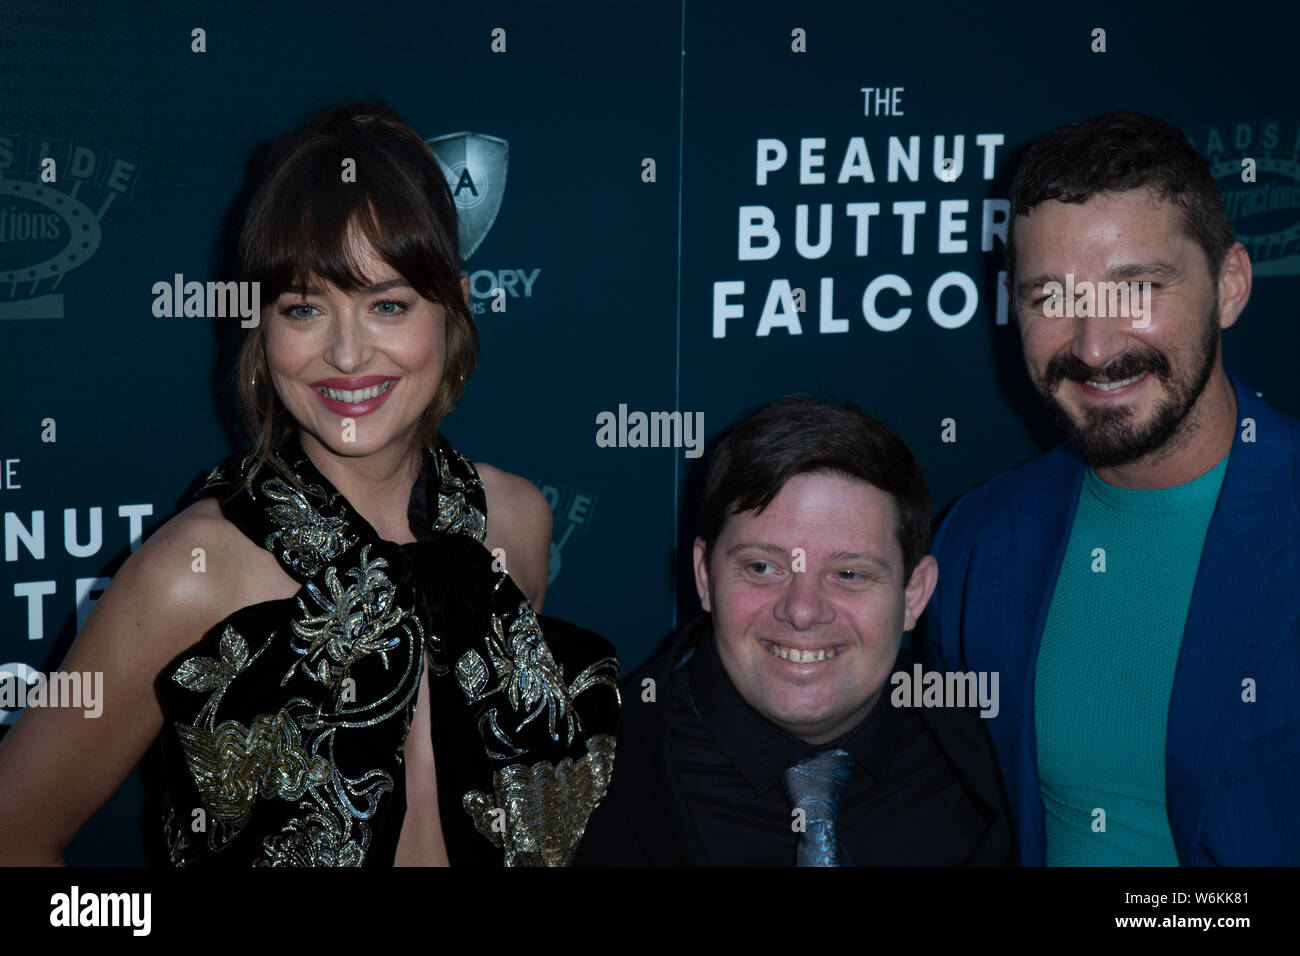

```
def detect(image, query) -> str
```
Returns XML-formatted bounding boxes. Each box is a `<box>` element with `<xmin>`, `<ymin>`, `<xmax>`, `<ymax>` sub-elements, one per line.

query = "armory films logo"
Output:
<box><xmin>1185</xmin><ymin>118</ymin><xmax>1300</xmax><ymax>277</ymax></box>
<box><xmin>426</xmin><ymin>131</ymin><xmax>540</xmax><ymax>313</ymax></box>
<box><xmin>0</xmin><ymin>132</ymin><xmax>140</xmax><ymax>319</ymax></box>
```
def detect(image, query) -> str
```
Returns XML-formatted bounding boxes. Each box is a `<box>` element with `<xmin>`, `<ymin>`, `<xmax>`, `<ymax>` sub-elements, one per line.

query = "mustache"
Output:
<box><xmin>1042</xmin><ymin>348</ymin><xmax>1169</xmax><ymax>389</ymax></box>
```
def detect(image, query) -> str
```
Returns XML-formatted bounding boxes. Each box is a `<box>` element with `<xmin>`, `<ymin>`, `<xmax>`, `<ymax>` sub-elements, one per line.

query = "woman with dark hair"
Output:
<box><xmin>0</xmin><ymin>102</ymin><xmax>620</xmax><ymax>867</ymax></box>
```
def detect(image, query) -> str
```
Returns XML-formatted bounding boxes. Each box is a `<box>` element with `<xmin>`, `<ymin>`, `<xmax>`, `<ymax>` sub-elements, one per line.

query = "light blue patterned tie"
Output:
<box><xmin>783</xmin><ymin>749</ymin><xmax>855</xmax><ymax>867</ymax></box>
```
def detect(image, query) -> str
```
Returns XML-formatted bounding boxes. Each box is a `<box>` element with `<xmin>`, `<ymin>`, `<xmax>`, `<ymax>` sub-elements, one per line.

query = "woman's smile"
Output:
<box><xmin>309</xmin><ymin>375</ymin><xmax>400</xmax><ymax>416</ymax></box>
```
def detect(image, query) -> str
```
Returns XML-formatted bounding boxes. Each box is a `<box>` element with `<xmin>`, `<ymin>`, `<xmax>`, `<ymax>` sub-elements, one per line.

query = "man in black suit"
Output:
<box><xmin>577</xmin><ymin>396</ymin><xmax>1015</xmax><ymax>866</ymax></box>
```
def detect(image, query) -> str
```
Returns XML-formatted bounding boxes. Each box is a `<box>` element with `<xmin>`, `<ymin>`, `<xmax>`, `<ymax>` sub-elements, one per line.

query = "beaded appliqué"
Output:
<box><xmin>262</xmin><ymin>476</ymin><xmax>356</xmax><ymax>579</ymax></box>
<box><xmin>163</xmin><ymin>434</ymin><xmax>619</xmax><ymax>866</ymax></box>
<box><xmin>464</xmin><ymin>733</ymin><xmax>617</xmax><ymax>866</ymax></box>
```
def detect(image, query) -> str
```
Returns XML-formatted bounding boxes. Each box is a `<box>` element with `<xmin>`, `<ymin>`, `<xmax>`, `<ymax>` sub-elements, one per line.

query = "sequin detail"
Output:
<box><xmin>464</xmin><ymin>733</ymin><xmax>617</xmax><ymax>866</ymax></box>
<box><xmin>262</xmin><ymin>475</ymin><xmax>356</xmax><ymax>578</ymax></box>
<box><xmin>283</xmin><ymin>544</ymin><xmax>414</xmax><ymax>701</ymax></box>
<box><xmin>158</xmin><ymin>432</ymin><xmax>620</xmax><ymax>866</ymax></box>
<box><xmin>435</xmin><ymin>449</ymin><xmax>487</xmax><ymax>542</ymax></box>
<box><xmin>169</xmin><ymin>608</ymin><xmax>405</xmax><ymax>864</ymax></box>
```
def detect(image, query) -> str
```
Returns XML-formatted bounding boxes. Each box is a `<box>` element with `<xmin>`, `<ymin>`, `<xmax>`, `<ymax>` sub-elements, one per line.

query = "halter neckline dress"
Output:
<box><xmin>155</xmin><ymin>430</ymin><xmax>620</xmax><ymax>866</ymax></box>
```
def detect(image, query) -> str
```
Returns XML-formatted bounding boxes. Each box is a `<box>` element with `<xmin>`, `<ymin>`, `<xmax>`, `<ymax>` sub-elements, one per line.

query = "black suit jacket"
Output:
<box><xmin>576</xmin><ymin>616</ymin><xmax>1017</xmax><ymax>866</ymax></box>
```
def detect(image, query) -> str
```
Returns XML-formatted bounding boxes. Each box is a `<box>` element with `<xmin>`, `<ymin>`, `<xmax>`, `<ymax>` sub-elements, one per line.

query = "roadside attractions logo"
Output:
<box><xmin>425</xmin><ymin>131</ymin><xmax>539</xmax><ymax>312</ymax></box>
<box><xmin>0</xmin><ymin>133</ymin><xmax>140</xmax><ymax>320</ymax></box>
<box><xmin>1185</xmin><ymin>118</ymin><xmax>1300</xmax><ymax>277</ymax></box>
<box><xmin>530</xmin><ymin>480</ymin><xmax>598</xmax><ymax>587</ymax></box>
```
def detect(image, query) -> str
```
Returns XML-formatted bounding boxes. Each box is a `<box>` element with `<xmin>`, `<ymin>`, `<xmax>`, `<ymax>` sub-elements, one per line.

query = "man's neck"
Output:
<box><xmin>1093</xmin><ymin>367</ymin><xmax>1237</xmax><ymax>490</ymax></box>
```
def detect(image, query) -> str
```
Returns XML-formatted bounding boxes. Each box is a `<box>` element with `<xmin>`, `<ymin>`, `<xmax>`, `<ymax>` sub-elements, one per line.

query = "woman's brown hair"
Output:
<box><xmin>231</xmin><ymin>100</ymin><xmax>478</xmax><ymax>493</ymax></box>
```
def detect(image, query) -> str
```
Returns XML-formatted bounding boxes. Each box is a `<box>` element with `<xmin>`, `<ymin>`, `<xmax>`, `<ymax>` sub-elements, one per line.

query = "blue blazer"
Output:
<box><xmin>919</xmin><ymin>371</ymin><xmax>1300</xmax><ymax>865</ymax></box>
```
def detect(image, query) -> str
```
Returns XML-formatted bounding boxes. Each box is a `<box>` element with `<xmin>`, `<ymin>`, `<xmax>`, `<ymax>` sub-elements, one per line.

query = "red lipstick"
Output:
<box><xmin>311</xmin><ymin>376</ymin><xmax>399</xmax><ymax>417</ymax></box>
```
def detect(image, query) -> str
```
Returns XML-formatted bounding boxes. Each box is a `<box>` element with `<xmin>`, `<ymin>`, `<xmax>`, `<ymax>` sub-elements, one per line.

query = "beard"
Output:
<box><xmin>1033</xmin><ymin>304</ymin><xmax>1221</xmax><ymax>469</ymax></box>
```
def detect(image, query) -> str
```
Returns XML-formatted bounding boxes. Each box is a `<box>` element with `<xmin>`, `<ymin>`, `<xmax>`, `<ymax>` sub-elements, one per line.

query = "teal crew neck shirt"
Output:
<box><xmin>1034</xmin><ymin>452</ymin><xmax>1229</xmax><ymax>866</ymax></box>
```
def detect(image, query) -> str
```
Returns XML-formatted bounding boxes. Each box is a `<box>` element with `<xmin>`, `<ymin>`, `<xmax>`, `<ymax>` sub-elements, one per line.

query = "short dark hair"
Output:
<box><xmin>233</xmin><ymin>100</ymin><xmax>477</xmax><ymax>488</ymax></box>
<box><xmin>698</xmin><ymin>397</ymin><xmax>931</xmax><ymax>581</ymax></box>
<box><xmin>1006</xmin><ymin>111</ymin><xmax>1235</xmax><ymax>289</ymax></box>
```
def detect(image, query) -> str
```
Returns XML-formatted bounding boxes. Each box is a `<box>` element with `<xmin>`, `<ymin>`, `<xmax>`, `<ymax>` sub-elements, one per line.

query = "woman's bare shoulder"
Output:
<box><xmin>0</xmin><ymin>497</ymin><xmax>293</xmax><ymax>863</ymax></box>
<box><xmin>472</xmin><ymin>462</ymin><xmax>552</xmax><ymax>608</ymax></box>
<box><xmin>472</xmin><ymin>463</ymin><xmax>549</xmax><ymax>524</ymax></box>
<box><xmin>112</xmin><ymin>497</ymin><xmax>297</xmax><ymax>650</ymax></box>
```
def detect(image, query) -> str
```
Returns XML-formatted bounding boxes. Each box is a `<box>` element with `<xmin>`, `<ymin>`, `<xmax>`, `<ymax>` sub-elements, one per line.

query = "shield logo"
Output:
<box><xmin>425</xmin><ymin>132</ymin><xmax>509</xmax><ymax>261</ymax></box>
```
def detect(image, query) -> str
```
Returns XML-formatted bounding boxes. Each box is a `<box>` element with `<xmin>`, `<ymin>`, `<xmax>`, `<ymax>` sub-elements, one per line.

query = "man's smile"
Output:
<box><xmin>761</xmin><ymin>639</ymin><xmax>844</xmax><ymax>663</ymax></box>
<box><xmin>1073</xmin><ymin>371</ymin><xmax>1152</xmax><ymax>399</ymax></box>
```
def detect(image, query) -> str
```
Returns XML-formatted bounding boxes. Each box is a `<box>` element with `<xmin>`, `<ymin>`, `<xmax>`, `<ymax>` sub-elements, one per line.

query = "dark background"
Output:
<box><xmin>1</xmin><ymin>0</ymin><xmax>1297</xmax><ymax>863</ymax></box>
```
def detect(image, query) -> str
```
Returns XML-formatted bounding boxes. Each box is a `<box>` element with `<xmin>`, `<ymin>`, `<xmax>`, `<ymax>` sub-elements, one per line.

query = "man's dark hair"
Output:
<box><xmin>698</xmin><ymin>396</ymin><xmax>931</xmax><ymax>581</ymax></box>
<box><xmin>1006</xmin><ymin>111</ymin><xmax>1235</xmax><ymax>290</ymax></box>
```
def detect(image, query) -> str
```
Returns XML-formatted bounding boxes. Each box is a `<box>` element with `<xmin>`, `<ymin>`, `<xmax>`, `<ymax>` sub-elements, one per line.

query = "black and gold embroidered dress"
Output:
<box><xmin>155</xmin><ymin>431</ymin><xmax>620</xmax><ymax>866</ymax></box>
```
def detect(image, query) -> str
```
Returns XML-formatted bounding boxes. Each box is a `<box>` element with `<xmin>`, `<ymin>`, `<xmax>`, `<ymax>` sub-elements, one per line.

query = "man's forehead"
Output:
<box><xmin>1018</xmin><ymin>187</ymin><xmax>1179</xmax><ymax>225</ymax></box>
<box><xmin>742</xmin><ymin>473</ymin><xmax>893</xmax><ymax>514</ymax></box>
<box><xmin>1015</xmin><ymin>191</ymin><xmax>1192</xmax><ymax>267</ymax></box>
<box><xmin>721</xmin><ymin>481</ymin><xmax>899</xmax><ymax>549</ymax></box>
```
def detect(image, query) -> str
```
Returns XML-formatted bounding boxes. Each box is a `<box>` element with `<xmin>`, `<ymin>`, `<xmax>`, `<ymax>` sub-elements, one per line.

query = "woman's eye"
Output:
<box><xmin>374</xmin><ymin>300</ymin><xmax>408</xmax><ymax>315</ymax></box>
<box><xmin>280</xmin><ymin>303</ymin><xmax>317</xmax><ymax>320</ymax></box>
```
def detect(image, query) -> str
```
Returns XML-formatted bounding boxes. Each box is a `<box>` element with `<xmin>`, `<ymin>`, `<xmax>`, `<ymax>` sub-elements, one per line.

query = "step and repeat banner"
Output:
<box><xmin>1</xmin><ymin>0</ymin><xmax>1297</xmax><ymax>863</ymax></box>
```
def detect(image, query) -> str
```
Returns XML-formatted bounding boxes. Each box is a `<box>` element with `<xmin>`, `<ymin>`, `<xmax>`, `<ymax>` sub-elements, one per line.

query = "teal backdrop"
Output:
<box><xmin>1</xmin><ymin>0</ymin><xmax>1297</xmax><ymax>863</ymax></box>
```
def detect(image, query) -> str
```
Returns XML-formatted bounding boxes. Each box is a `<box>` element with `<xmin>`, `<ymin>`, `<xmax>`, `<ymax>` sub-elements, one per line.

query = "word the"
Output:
<box><xmin>860</xmin><ymin>86</ymin><xmax>904</xmax><ymax>116</ymax></box>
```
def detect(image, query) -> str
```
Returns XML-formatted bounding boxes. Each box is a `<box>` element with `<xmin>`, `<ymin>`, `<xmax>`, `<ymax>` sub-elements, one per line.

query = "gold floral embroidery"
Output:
<box><xmin>464</xmin><ymin>734</ymin><xmax>617</xmax><ymax>866</ymax></box>
<box><xmin>262</xmin><ymin>475</ymin><xmax>355</xmax><ymax>577</ymax></box>
<box><xmin>258</xmin><ymin>807</ymin><xmax>367</xmax><ymax>866</ymax></box>
<box><xmin>455</xmin><ymin>648</ymin><xmax>491</xmax><ymax>701</ymax></box>
<box><xmin>170</xmin><ymin>625</ymin><xmax>261</xmax><ymax>726</ymax></box>
<box><xmin>162</xmin><ymin>798</ymin><xmax>196</xmax><ymax>866</ymax></box>
<box><xmin>172</xmin><ymin>710</ymin><xmax>331</xmax><ymax>848</ymax></box>
<box><xmin>169</xmin><ymin>579</ymin><xmax>413</xmax><ymax>862</ymax></box>
<box><xmin>481</xmin><ymin>601</ymin><xmax>620</xmax><ymax>747</ymax></box>
<box><xmin>285</xmin><ymin>544</ymin><xmax>412</xmax><ymax>697</ymax></box>
<box><xmin>434</xmin><ymin>447</ymin><xmax>487</xmax><ymax>542</ymax></box>
<box><xmin>164</xmin><ymin>433</ymin><xmax>620</xmax><ymax>866</ymax></box>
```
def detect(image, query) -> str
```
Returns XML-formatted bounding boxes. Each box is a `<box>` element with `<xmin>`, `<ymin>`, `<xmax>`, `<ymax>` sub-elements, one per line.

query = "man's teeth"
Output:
<box><xmin>319</xmin><ymin>381</ymin><xmax>395</xmax><ymax>403</ymax></box>
<box><xmin>766</xmin><ymin>642</ymin><xmax>837</xmax><ymax>663</ymax></box>
<box><xmin>1085</xmin><ymin>373</ymin><xmax>1145</xmax><ymax>392</ymax></box>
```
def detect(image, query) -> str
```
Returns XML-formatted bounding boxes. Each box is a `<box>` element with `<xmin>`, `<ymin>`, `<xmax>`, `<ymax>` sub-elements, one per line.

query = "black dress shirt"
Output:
<box><xmin>670</xmin><ymin>627</ymin><xmax>992</xmax><ymax>865</ymax></box>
